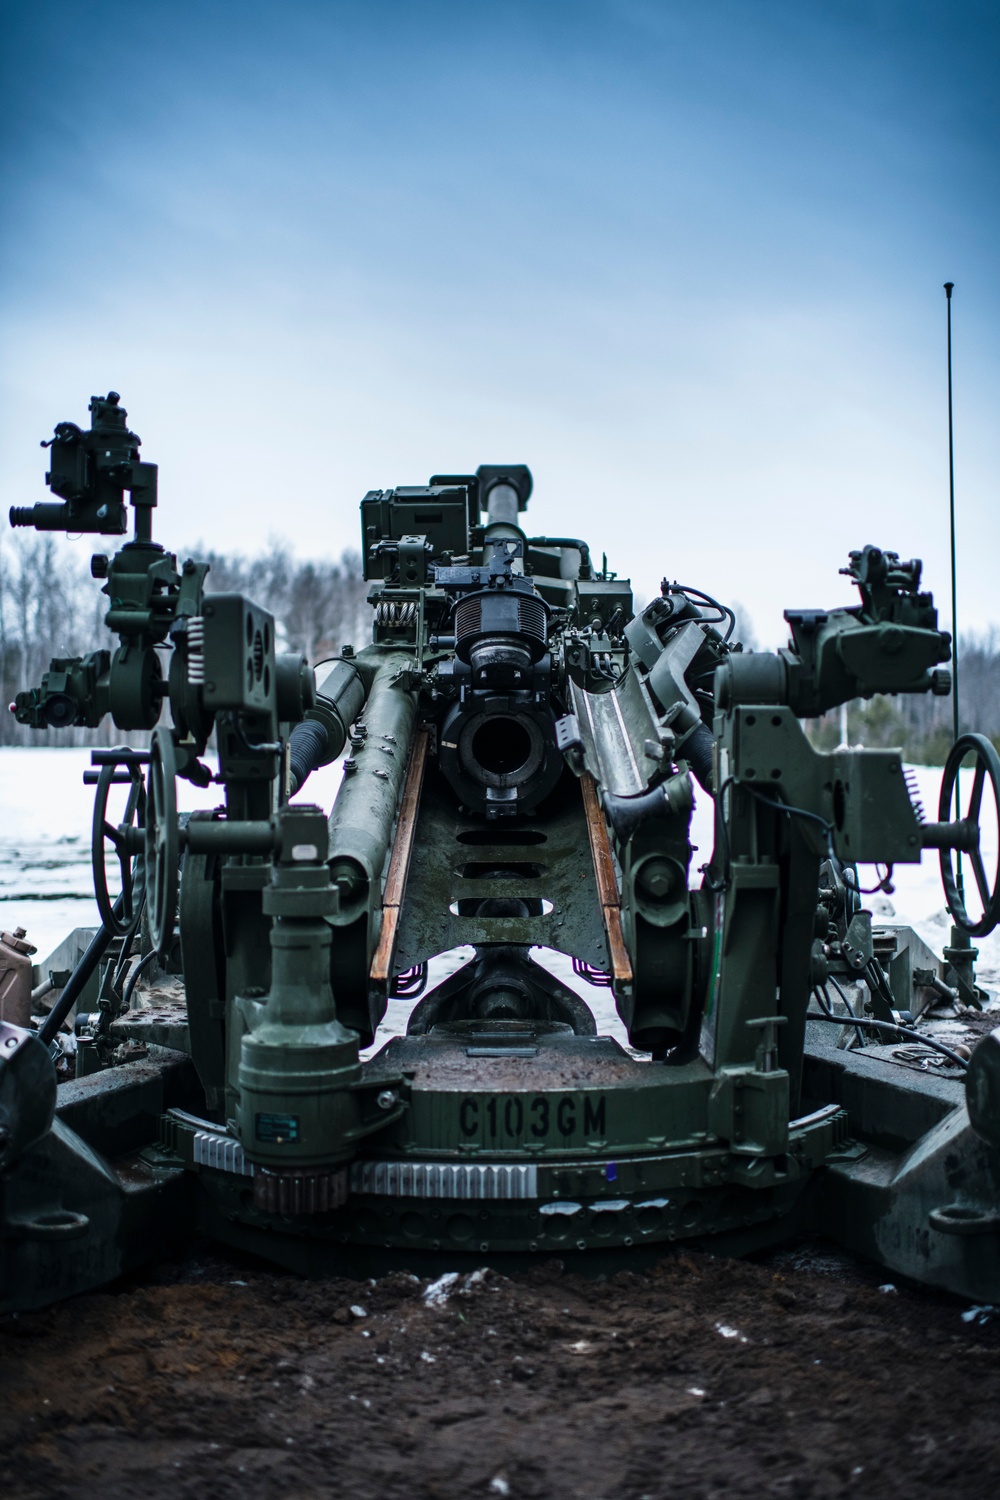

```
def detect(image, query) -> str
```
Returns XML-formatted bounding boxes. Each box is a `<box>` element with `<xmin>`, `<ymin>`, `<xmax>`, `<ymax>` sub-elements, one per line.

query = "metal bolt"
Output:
<box><xmin>376</xmin><ymin>1090</ymin><xmax>397</xmax><ymax>1111</ymax></box>
<box><xmin>640</xmin><ymin>858</ymin><xmax>675</xmax><ymax>899</ymax></box>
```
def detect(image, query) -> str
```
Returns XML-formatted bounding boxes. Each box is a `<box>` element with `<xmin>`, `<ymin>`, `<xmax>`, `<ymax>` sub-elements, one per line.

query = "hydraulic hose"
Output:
<box><xmin>684</xmin><ymin>722</ymin><xmax>715</xmax><ymax>795</ymax></box>
<box><xmin>288</xmin><ymin>657</ymin><xmax>367</xmax><ymax>795</ymax></box>
<box><xmin>527</xmin><ymin>537</ymin><xmax>594</xmax><ymax>578</ymax></box>
<box><xmin>806</xmin><ymin>1010</ymin><xmax>970</xmax><ymax>1070</ymax></box>
<box><xmin>288</xmin><ymin>719</ymin><xmax>330</xmax><ymax>797</ymax></box>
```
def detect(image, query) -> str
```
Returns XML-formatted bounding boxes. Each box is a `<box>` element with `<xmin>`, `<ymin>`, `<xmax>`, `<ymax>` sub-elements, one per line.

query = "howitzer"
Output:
<box><xmin>3</xmin><ymin>393</ymin><xmax>1000</xmax><ymax>1311</ymax></box>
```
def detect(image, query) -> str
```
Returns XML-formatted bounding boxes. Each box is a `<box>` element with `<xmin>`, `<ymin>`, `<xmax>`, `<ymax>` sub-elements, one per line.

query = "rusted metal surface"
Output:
<box><xmin>580</xmin><ymin>772</ymin><xmax>633</xmax><ymax>985</ymax></box>
<box><xmin>370</xmin><ymin>725</ymin><xmax>431</xmax><ymax>984</ymax></box>
<box><xmin>0</xmin><ymin>926</ymin><xmax>36</xmax><ymax>1028</ymax></box>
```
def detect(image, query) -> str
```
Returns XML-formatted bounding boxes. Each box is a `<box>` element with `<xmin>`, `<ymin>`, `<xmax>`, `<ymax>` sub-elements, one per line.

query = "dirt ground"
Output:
<box><xmin>1</xmin><ymin>1240</ymin><xmax>998</xmax><ymax>1500</ymax></box>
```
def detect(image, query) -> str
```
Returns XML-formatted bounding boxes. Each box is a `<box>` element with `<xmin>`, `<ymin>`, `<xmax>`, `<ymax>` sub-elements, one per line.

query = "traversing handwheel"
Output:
<box><xmin>145</xmin><ymin>727</ymin><xmax>180</xmax><ymax>959</ymax></box>
<box><xmin>91</xmin><ymin>754</ymin><xmax>146</xmax><ymax>936</ymax></box>
<box><xmin>938</xmin><ymin>733</ymin><xmax>1000</xmax><ymax>938</ymax></box>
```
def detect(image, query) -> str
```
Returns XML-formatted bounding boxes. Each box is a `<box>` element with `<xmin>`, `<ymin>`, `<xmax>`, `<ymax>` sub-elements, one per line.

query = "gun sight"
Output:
<box><xmin>9</xmin><ymin>391</ymin><xmax>157</xmax><ymax>539</ymax></box>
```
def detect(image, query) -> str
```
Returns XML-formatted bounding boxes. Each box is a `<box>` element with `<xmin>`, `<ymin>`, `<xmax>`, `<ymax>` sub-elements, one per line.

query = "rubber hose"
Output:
<box><xmin>685</xmin><ymin>722</ymin><xmax>715</xmax><ymax>794</ymax></box>
<box><xmin>288</xmin><ymin>719</ymin><xmax>330</xmax><ymax>797</ymax></box>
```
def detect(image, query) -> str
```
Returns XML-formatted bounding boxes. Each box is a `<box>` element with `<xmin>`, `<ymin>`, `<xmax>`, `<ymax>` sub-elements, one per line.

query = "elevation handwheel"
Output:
<box><xmin>938</xmin><ymin>733</ymin><xmax>1000</xmax><ymax>938</ymax></box>
<box><xmin>145</xmin><ymin>727</ymin><xmax>180</xmax><ymax>958</ymax></box>
<box><xmin>90</xmin><ymin>752</ymin><xmax>146</xmax><ymax>936</ymax></box>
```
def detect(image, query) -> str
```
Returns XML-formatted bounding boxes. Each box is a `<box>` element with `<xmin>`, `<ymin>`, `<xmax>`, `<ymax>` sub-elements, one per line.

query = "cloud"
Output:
<box><xmin>1</xmin><ymin>1</ymin><xmax>998</xmax><ymax>642</ymax></box>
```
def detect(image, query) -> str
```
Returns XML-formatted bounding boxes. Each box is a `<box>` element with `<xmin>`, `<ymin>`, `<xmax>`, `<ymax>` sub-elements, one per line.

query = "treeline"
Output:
<box><xmin>806</xmin><ymin>632</ymin><xmax>1000</xmax><ymax>764</ymax></box>
<box><xmin>0</xmin><ymin>534</ymin><xmax>369</xmax><ymax>746</ymax></box>
<box><xmin>2</xmin><ymin>532</ymin><xmax>998</xmax><ymax>763</ymax></box>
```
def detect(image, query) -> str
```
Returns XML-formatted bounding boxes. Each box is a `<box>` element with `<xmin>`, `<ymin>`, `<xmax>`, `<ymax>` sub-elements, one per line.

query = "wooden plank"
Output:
<box><xmin>370</xmin><ymin>726</ymin><xmax>431</xmax><ymax>984</ymax></box>
<box><xmin>580</xmin><ymin>771</ymin><xmax>633</xmax><ymax>985</ymax></box>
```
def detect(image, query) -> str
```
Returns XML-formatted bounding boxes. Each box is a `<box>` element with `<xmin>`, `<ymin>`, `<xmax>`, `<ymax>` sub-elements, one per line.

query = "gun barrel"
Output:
<box><xmin>486</xmin><ymin>482</ymin><xmax>520</xmax><ymax>527</ymax></box>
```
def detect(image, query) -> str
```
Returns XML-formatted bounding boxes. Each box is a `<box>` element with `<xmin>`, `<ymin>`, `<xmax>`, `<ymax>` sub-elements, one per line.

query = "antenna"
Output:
<box><xmin>944</xmin><ymin>281</ymin><xmax>964</xmax><ymax>903</ymax></box>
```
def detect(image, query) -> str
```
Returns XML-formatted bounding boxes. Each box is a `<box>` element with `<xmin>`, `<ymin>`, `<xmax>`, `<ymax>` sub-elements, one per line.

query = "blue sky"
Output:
<box><xmin>1</xmin><ymin>0</ymin><xmax>998</xmax><ymax>643</ymax></box>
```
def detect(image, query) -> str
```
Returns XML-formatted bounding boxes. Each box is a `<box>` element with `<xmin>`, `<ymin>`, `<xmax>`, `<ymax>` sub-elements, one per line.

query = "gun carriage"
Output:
<box><xmin>2</xmin><ymin>392</ymin><xmax>1000</xmax><ymax>1310</ymax></box>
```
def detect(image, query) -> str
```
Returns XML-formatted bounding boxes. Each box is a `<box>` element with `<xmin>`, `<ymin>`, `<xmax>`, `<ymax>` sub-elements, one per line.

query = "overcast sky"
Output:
<box><xmin>1</xmin><ymin>0</ymin><xmax>997</xmax><ymax>645</ymax></box>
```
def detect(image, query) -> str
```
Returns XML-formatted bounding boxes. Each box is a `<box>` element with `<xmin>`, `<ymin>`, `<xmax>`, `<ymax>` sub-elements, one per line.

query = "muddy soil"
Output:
<box><xmin>2</xmin><ymin>1241</ymin><xmax>998</xmax><ymax>1500</ymax></box>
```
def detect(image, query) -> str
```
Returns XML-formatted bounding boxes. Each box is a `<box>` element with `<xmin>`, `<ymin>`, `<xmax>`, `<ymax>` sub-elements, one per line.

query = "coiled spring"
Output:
<box><xmin>375</xmin><ymin>600</ymin><xmax>418</xmax><ymax>627</ymax></box>
<box><xmin>903</xmin><ymin>766</ymin><xmax>926</xmax><ymax>822</ymax></box>
<box><xmin>187</xmin><ymin>616</ymin><xmax>205</xmax><ymax>684</ymax></box>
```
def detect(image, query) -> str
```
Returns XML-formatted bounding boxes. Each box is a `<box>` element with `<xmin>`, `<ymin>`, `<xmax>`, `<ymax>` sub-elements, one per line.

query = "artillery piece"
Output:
<box><xmin>3</xmin><ymin>392</ymin><xmax>1000</xmax><ymax>1311</ymax></box>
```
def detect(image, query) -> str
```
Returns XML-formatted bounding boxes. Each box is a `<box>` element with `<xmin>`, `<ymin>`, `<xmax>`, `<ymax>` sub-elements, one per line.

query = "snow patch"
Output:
<box><xmin>714</xmin><ymin>1322</ymin><xmax>748</xmax><ymax>1343</ymax></box>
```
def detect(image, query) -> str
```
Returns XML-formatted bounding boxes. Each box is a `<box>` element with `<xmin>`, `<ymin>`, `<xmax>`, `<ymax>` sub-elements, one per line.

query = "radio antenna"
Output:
<box><xmin>944</xmin><ymin>281</ymin><xmax>964</xmax><ymax>901</ymax></box>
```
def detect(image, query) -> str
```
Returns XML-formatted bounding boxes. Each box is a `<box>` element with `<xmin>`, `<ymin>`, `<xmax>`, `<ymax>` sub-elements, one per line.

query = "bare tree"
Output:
<box><xmin>0</xmin><ymin>535</ymin><xmax>372</xmax><ymax>745</ymax></box>
<box><xmin>6</xmin><ymin>533</ymin><xmax>996</xmax><ymax>765</ymax></box>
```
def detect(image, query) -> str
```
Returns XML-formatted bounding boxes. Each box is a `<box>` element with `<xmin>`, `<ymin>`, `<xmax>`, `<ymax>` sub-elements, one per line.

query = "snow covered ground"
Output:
<box><xmin>2</xmin><ymin>748</ymin><xmax>997</xmax><ymax>1054</ymax></box>
<box><xmin>0</xmin><ymin>746</ymin><xmax>346</xmax><ymax>958</ymax></box>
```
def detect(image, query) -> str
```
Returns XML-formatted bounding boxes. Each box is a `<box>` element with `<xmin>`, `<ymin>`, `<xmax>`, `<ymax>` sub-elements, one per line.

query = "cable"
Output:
<box><xmin>703</xmin><ymin>774</ymin><xmax>825</xmax><ymax>888</ymax></box>
<box><xmin>100</xmin><ymin>869</ymin><xmax>148</xmax><ymax>1040</ymax></box>
<box><xmin>813</xmin><ymin>983</ymin><xmax>866</xmax><ymax>1050</ymax></box>
<box><xmin>839</xmin><ymin>863</ymin><xmax>860</xmax><ymax>926</ymax></box>
<box><xmin>663</xmin><ymin>584</ymin><xmax>737</xmax><ymax>642</ymax></box>
<box><xmin>110</xmin><ymin>891</ymin><xmax>146</xmax><ymax>997</ymax></box>
<box><xmin>857</xmin><ymin>863</ymin><xmax>895</xmax><ymax>896</ymax></box>
<box><xmin>828</xmin><ymin>978</ymin><xmax>868</xmax><ymax>1049</ymax></box>
<box><xmin>742</xmin><ymin>783</ymin><xmax>835</xmax><ymax>856</ymax></box>
<box><xmin>865</xmin><ymin>956</ymin><xmax>897</xmax><ymax>1012</ymax></box>
<box><xmin>122</xmin><ymin>948</ymin><xmax>160</xmax><ymax>1011</ymax></box>
<box><xmin>827</xmin><ymin>973</ymin><xmax>859</xmax><ymax>1014</ymax></box>
<box><xmin>806</xmin><ymin>1010</ymin><xmax>969</xmax><ymax>1070</ymax></box>
<box><xmin>709</xmin><ymin>779</ymin><xmax>839</xmax><ymax>890</ymax></box>
<box><xmin>226</xmin><ymin>712</ymin><xmax>282</xmax><ymax>756</ymax></box>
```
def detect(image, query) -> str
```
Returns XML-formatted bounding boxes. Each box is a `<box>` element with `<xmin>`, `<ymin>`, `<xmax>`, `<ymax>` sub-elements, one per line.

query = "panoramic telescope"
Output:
<box><xmin>2</xmin><ymin>391</ymin><xmax>1000</xmax><ymax>1310</ymax></box>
